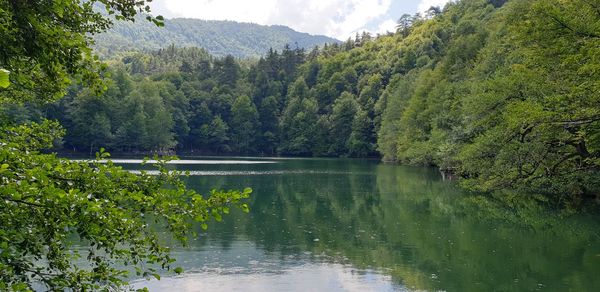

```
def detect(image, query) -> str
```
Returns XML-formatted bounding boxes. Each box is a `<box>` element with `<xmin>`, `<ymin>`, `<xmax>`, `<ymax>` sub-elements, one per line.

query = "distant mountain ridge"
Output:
<box><xmin>93</xmin><ymin>17</ymin><xmax>340</xmax><ymax>58</ymax></box>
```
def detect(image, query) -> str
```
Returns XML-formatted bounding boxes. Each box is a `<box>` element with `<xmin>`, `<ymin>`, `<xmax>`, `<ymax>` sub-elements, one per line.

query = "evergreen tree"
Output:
<box><xmin>200</xmin><ymin>116</ymin><xmax>231</xmax><ymax>153</ymax></box>
<box><xmin>279</xmin><ymin>96</ymin><xmax>319</xmax><ymax>156</ymax></box>
<box><xmin>258</xmin><ymin>95</ymin><xmax>280</xmax><ymax>155</ymax></box>
<box><xmin>230</xmin><ymin>95</ymin><xmax>259</xmax><ymax>154</ymax></box>
<box><xmin>348</xmin><ymin>109</ymin><xmax>374</xmax><ymax>157</ymax></box>
<box><xmin>330</xmin><ymin>92</ymin><xmax>359</xmax><ymax>155</ymax></box>
<box><xmin>215</xmin><ymin>55</ymin><xmax>239</xmax><ymax>88</ymax></box>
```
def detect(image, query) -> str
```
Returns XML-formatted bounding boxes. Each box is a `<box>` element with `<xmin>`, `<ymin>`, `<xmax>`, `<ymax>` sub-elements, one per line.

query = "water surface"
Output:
<box><xmin>121</xmin><ymin>157</ymin><xmax>600</xmax><ymax>291</ymax></box>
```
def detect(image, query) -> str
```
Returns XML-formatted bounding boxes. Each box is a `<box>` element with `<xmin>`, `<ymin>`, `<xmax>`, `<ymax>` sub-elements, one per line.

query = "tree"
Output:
<box><xmin>64</xmin><ymin>88</ymin><xmax>115</xmax><ymax>152</ymax></box>
<box><xmin>200</xmin><ymin>116</ymin><xmax>231</xmax><ymax>153</ymax></box>
<box><xmin>0</xmin><ymin>126</ymin><xmax>250</xmax><ymax>289</ymax></box>
<box><xmin>88</xmin><ymin>113</ymin><xmax>114</xmax><ymax>154</ymax></box>
<box><xmin>458</xmin><ymin>0</ymin><xmax>600</xmax><ymax>201</ymax></box>
<box><xmin>489</xmin><ymin>0</ymin><xmax>508</xmax><ymax>8</ymax></box>
<box><xmin>396</xmin><ymin>14</ymin><xmax>414</xmax><ymax>37</ymax></box>
<box><xmin>188</xmin><ymin>100</ymin><xmax>214</xmax><ymax>150</ymax></box>
<box><xmin>258</xmin><ymin>95</ymin><xmax>280</xmax><ymax>155</ymax></box>
<box><xmin>278</xmin><ymin>96</ymin><xmax>319</xmax><ymax>156</ymax></box>
<box><xmin>312</xmin><ymin>115</ymin><xmax>333</xmax><ymax>156</ymax></box>
<box><xmin>0</xmin><ymin>0</ymin><xmax>164</xmax><ymax>103</ymax></box>
<box><xmin>330</xmin><ymin>92</ymin><xmax>359</xmax><ymax>155</ymax></box>
<box><xmin>425</xmin><ymin>6</ymin><xmax>442</xmax><ymax>19</ymax></box>
<box><xmin>0</xmin><ymin>1</ymin><xmax>250</xmax><ymax>290</ymax></box>
<box><xmin>230</xmin><ymin>95</ymin><xmax>259</xmax><ymax>154</ymax></box>
<box><xmin>214</xmin><ymin>55</ymin><xmax>239</xmax><ymax>88</ymax></box>
<box><xmin>287</xmin><ymin>77</ymin><xmax>309</xmax><ymax>101</ymax></box>
<box><xmin>348</xmin><ymin>109</ymin><xmax>375</xmax><ymax>157</ymax></box>
<box><xmin>133</xmin><ymin>81</ymin><xmax>177</xmax><ymax>151</ymax></box>
<box><xmin>358</xmin><ymin>74</ymin><xmax>383</xmax><ymax>116</ymax></box>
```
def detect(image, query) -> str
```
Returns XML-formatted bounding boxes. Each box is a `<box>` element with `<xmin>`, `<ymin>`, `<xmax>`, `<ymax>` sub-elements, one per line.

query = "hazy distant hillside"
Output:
<box><xmin>93</xmin><ymin>17</ymin><xmax>340</xmax><ymax>58</ymax></box>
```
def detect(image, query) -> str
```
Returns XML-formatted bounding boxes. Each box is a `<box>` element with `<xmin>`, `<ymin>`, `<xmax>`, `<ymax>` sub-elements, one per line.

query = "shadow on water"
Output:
<box><xmin>122</xmin><ymin>158</ymin><xmax>600</xmax><ymax>291</ymax></box>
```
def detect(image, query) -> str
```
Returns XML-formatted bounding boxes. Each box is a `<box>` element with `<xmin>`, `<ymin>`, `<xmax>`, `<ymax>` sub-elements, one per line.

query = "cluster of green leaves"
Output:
<box><xmin>0</xmin><ymin>0</ymin><xmax>165</xmax><ymax>103</ymax></box>
<box><xmin>0</xmin><ymin>0</ymin><xmax>251</xmax><ymax>290</ymax></box>
<box><xmin>0</xmin><ymin>69</ymin><xmax>9</xmax><ymax>88</ymax></box>
<box><xmin>376</xmin><ymin>0</ymin><xmax>599</xmax><ymax>204</ymax></box>
<box><xmin>0</xmin><ymin>120</ymin><xmax>251</xmax><ymax>290</ymax></box>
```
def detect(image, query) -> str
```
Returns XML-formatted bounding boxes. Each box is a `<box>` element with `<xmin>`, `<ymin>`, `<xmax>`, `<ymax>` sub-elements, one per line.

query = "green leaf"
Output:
<box><xmin>0</xmin><ymin>69</ymin><xmax>10</xmax><ymax>88</ymax></box>
<box><xmin>174</xmin><ymin>267</ymin><xmax>183</xmax><ymax>274</ymax></box>
<box><xmin>241</xmin><ymin>203</ymin><xmax>250</xmax><ymax>213</ymax></box>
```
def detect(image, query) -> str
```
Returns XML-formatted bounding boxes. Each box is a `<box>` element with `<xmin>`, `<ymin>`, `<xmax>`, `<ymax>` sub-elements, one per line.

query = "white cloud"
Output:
<box><xmin>150</xmin><ymin>0</ymin><xmax>392</xmax><ymax>40</ymax></box>
<box><xmin>350</xmin><ymin>18</ymin><xmax>397</xmax><ymax>39</ymax></box>
<box><xmin>153</xmin><ymin>0</ymin><xmax>278</xmax><ymax>24</ymax></box>
<box><xmin>417</xmin><ymin>0</ymin><xmax>453</xmax><ymax>13</ymax></box>
<box><xmin>376</xmin><ymin>19</ymin><xmax>398</xmax><ymax>35</ymax></box>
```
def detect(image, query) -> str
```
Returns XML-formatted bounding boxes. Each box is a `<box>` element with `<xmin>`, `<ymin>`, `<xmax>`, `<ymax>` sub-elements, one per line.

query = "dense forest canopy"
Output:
<box><xmin>5</xmin><ymin>0</ymin><xmax>599</xmax><ymax>206</ymax></box>
<box><xmin>93</xmin><ymin>15</ymin><xmax>340</xmax><ymax>58</ymax></box>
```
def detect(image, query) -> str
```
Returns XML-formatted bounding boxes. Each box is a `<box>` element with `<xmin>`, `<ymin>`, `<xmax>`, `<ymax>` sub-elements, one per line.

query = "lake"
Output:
<box><xmin>118</xmin><ymin>157</ymin><xmax>600</xmax><ymax>291</ymax></box>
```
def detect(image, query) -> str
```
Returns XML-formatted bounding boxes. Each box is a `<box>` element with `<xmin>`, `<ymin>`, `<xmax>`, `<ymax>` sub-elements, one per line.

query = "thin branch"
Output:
<box><xmin>548</xmin><ymin>14</ymin><xmax>600</xmax><ymax>39</ymax></box>
<box><xmin>2</xmin><ymin>197</ymin><xmax>45</xmax><ymax>207</ymax></box>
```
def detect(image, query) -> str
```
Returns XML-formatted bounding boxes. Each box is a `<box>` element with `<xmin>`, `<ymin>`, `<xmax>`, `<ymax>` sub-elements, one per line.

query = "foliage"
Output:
<box><xmin>5</xmin><ymin>0</ymin><xmax>600</xmax><ymax>206</ymax></box>
<box><xmin>0</xmin><ymin>0</ymin><xmax>165</xmax><ymax>103</ymax></box>
<box><xmin>0</xmin><ymin>0</ymin><xmax>251</xmax><ymax>290</ymax></box>
<box><xmin>0</xmin><ymin>121</ymin><xmax>251</xmax><ymax>290</ymax></box>
<box><xmin>457</xmin><ymin>0</ymin><xmax>600</xmax><ymax>202</ymax></box>
<box><xmin>0</xmin><ymin>69</ymin><xmax>9</xmax><ymax>88</ymax></box>
<box><xmin>34</xmin><ymin>40</ymin><xmax>381</xmax><ymax>157</ymax></box>
<box><xmin>230</xmin><ymin>95</ymin><xmax>259</xmax><ymax>153</ymax></box>
<box><xmin>375</xmin><ymin>0</ymin><xmax>600</xmax><ymax>204</ymax></box>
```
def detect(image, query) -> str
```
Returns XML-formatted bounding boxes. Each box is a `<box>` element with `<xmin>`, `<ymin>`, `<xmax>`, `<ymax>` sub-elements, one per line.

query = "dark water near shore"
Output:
<box><xmin>116</xmin><ymin>157</ymin><xmax>600</xmax><ymax>291</ymax></box>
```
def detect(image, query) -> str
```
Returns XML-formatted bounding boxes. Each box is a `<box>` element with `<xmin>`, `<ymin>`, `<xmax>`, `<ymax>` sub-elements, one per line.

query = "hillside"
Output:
<box><xmin>93</xmin><ymin>17</ymin><xmax>340</xmax><ymax>58</ymax></box>
<box><xmin>6</xmin><ymin>0</ymin><xmax>599</xmax><ymax>205</ymax></box>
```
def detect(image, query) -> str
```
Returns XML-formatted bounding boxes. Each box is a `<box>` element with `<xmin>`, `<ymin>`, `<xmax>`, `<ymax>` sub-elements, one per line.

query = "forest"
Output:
<box><xmin>92</xmin><ymin>15</ymin><xmax>339</xmax><ymax>58</ymax></box>
<box><xmin>5</xmin><ymin>0</ymin><xmax>598</xmax><ymax>204</ymax></box>
<box><xmin>1</xmin><ymin>0</ymin><xmax>599</xmax><ymax>290</ymax></box>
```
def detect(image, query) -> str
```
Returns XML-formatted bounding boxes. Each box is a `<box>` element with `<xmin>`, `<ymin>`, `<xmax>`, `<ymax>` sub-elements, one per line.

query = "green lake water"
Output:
<box><xmin>116</xmin><ymin>157</ymin><xmax>600</xmax><ymax>291</ymax></box>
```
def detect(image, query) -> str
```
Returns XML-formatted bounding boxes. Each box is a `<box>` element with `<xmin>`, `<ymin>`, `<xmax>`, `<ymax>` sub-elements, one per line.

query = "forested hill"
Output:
<box><xmin>6</xmin><ymin>0</ymin><xmax>599</xmax><ymax>204</ymax></box>
<box><xmin>93</xmin><ymin>16</ymin><xmax>340</xmax><ymax>58</ymax></box>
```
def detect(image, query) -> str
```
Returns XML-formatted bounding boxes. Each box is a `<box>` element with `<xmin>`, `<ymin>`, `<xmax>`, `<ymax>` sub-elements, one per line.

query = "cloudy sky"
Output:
<box><xmin>149</xmin><ymin>0</ymin><xmax>453</xmax><ymax>40</ymax></box>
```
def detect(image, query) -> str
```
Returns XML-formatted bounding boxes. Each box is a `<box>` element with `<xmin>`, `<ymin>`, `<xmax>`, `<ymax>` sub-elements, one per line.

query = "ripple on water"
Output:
<box><xmin>73</xmin><ymin>159</ymin><xmax>279</xmax><ymax>165</ymax></box>
<box><xmin>126</xmin><ymin>170</ymin><xmax>374</xmax><ymax>176</ymax></box>
<box><xmin>130</xmin><ymin>263</ymin><xmax>405</xmax><ymax>292</ymax></box>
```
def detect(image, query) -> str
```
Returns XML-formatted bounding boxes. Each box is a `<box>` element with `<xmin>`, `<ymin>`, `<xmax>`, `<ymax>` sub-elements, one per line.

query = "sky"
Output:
<box><xmin>149</xmin><ymin>0</ymin><xmax>453</xmax><ymax>40</ymax></box>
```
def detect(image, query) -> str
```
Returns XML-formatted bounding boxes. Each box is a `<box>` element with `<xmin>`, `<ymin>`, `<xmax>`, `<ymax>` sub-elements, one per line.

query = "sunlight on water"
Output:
<box><xmin>128</xmin><ymin>240</ymin><xmax>404</xmax><ymax>292</ymax></box>
<box><xmin>73</xmin><ymin>159</ymin><xmax>279</xmax><ymax>165</ymax></box>
<box><xmin>127</xmin><ymin>170</ymin><xmax>372</xmax><ymax>176</ymax></box>
<box><xmin>131</xmin><ymin>263</ymin><xmax>403</xmax><ymax>292</ymax></box>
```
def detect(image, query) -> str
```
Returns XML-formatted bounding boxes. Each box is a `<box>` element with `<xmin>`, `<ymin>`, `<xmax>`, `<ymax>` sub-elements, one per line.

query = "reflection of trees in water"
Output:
<box><xmin>164</xmin><ymin>161</ymin><xmax>600</xmax><ymax>291</ymax></box>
